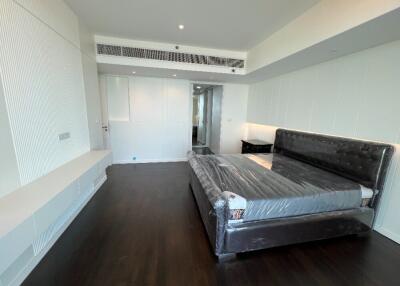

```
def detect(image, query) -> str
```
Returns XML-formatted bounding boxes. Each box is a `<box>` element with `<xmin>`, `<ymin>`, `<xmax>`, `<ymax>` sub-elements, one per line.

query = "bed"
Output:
<box><xmin>188</xmin><ymin>129</ymin><xmax>394</xmax><ymax>260</ymax></box>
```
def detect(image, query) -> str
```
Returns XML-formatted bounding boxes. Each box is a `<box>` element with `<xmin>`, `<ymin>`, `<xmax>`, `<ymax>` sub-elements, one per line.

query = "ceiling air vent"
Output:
<box><xmin>97</xmin><ymin>44</ymin><xmax>245</xmax><ymax>69</ymax></box>
<box><xmin>97</xmin><ymin>44</ymin><xmax>122</xmax><ymax>56</ymax></box>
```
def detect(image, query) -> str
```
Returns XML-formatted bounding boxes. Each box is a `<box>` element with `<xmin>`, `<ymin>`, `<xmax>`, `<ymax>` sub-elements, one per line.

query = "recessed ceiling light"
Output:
<box><xmin>178</xmin><ymin>24</ymin><xmax>184</xmax><ymax>30</ymax></box>
<box><xmin>196</xmin><ymin>86</ymin><xmax>201</xmax><ymax>89</ymax></box>
<box><xmin>132</xmin><ymin>71</ymin><xmax>136</xmax><ymax>74</ymax></box>
<box><xmin>172</xmin><ymin>74</ymin><xmax>177</xmax><ymax>77</ymax></box>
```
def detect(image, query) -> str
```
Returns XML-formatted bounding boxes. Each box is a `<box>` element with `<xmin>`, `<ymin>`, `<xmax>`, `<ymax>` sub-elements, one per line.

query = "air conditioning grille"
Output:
<box><xmin>97</xmin><ymin>44</ymin><xmax>245</xmax><ymax>69</ymax></box>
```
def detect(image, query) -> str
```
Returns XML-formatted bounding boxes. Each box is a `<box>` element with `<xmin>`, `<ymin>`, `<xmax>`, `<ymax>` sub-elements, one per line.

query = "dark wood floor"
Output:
<box><xmin>23</xmin><ymin>163</ymin><xmax>400</xmax><ymax>286</ymax></box>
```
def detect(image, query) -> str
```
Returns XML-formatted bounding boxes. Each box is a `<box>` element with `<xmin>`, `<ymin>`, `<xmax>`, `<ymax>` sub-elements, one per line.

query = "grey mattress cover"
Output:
<box><xmin>190</xmin><ymin>153</ymin><xmax>363</xmax><ymax>222</ymax></box>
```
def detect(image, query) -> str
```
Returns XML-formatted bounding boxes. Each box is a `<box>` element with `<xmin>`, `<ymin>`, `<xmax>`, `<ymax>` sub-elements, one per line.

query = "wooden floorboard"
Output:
<box><xmin>23</xmin><ymin>163</ymin><xmax>400</xmax><ymax>286</ymax></box>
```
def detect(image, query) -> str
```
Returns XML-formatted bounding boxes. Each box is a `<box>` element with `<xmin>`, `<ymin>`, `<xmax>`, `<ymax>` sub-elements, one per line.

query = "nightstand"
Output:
<box><xmin>241</xmin><ymin>139</ymin><xmax>273</xmax><ymax>154</ymax></box>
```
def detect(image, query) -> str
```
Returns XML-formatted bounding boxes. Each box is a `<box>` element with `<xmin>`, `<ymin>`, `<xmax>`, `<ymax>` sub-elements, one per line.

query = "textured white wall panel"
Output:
<box><xmin>0</xmin><ymin>0</ymin><xmax>90</xmax><ymax>185</ymax></box>
<box><xmin>14</xmin><ymin>0</ymin><xmax>80</xmax><ymax>47</ymax></box>
<box><xmin>0</xmin><ymin>1</ymin><xmax>104</xmax><ymax>284</ymax></box>
<box><xmin>246</xmin><ymin>40</ymin><xmax>400</xmax><ymax>243</ymax></box>
<box><xmin>0</xmin><ymin>73</ymin><xmax>20</xmax><ymax>198</ymax></box>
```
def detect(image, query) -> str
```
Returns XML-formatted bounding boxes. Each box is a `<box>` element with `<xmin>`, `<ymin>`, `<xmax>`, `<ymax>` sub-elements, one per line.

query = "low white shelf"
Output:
<box><xmin>0</xmin><ymin>150</ymin><xmax>112</xmax><ymax>286</ymax></box>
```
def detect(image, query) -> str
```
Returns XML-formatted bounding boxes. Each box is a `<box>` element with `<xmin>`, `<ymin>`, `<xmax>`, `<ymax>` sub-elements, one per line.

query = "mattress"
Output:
<box><xmin>189</xmin><ymin>152</ymin><xmax>372</xmax><ymax>223</ymax></box>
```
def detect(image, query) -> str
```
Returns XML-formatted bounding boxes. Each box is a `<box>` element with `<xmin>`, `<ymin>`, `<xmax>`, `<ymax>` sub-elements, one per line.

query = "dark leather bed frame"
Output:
<box><xmin>189</xmin><ymin>129</ymin><xmax>394</xmax><ymax>260</ymax></box>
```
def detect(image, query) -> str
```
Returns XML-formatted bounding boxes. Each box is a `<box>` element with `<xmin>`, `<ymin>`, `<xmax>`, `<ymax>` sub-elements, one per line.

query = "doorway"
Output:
<box><xmin>191</xmin><ymin>84</ymin><xmax>222</xmax><ymax>155</ymax></box>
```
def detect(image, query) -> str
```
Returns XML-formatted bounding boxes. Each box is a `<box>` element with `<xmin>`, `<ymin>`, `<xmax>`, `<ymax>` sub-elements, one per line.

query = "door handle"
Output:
<box><xmin>102</xmin><ymin>126</ymin><xmax>108</xmax><ymax>132</ymax></box>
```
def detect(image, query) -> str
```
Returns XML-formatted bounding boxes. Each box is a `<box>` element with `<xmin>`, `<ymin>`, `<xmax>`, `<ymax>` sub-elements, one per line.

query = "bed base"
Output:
<box><xmin>189</xmin><ymin>168</ymin><xmax>374</xmax><ymax>258</ymax></box>
<box><xmin>217</xmin><ymin>253</ymin><xmax>237</xmax><ymax>262</ymax></box>
<box><xmin>189</xmin><ymin>128</ymin><xmax>393</xmax><ymax>258</ymax></box>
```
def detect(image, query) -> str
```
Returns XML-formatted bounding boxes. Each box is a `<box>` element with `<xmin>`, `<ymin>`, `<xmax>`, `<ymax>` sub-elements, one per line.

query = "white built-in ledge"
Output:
<box><xmin>0</xmin><ymin>150</ymin><xmax>112</xmax><ymax>286</ymax></box>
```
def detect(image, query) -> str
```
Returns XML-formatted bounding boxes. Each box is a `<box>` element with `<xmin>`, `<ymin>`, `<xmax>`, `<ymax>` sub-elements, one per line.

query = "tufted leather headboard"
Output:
<box><xmin>274</xmin><ymin>129</ymin><xmax>394</xmax><ymax>191</ymax></box>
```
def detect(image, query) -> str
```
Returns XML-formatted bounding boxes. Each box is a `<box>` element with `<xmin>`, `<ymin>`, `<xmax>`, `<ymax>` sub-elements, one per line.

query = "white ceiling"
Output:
<box><xmin>97</xmin><ymin>63</ymin><xmax>243</xmax><ymax>83</ymax></box>
<box><xmin>65</xmin><ymin>0</ymin><xmax>319</xmax><ymax>51</ymax></box>
<box><xmin>97</xmin><ymin>7</ymin><xmax>400</xmax><ymax>84</ymax></box>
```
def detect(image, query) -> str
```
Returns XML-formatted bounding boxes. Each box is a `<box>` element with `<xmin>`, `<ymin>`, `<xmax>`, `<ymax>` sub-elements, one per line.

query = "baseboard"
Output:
<box><xmin>114</xmin><ymin>158</ymin><xmax>187</xmax><ymax>164</ymax></box>
<box><xmin>375</xmin><ymin>226</ymin><xmax>400</xmax><ymax>244</ymax></box>
<box><xmin>9</xmin><ymin>175</ymin><xmax>107</xmax><ymax>286</ymax></box>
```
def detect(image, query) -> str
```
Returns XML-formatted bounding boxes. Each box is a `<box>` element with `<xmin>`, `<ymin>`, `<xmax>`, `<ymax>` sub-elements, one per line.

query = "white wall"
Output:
<box><xmin>79</xmin><ymin>21</ymin><xmax>104</xmax><ymax>150</ymax></box>
<box><xmin>203</xmin><ymin>84</ymin><xmax>249</xmax><ymax>155</ymax></box>
<box><xmin>0</xmin><ymin>0</ymin><xmax>91</xmax><ymax>186</ymax></box>
<box><xmin>246</xmin><ymin>40</ymin><xmax>400</xmax><ymax>243</ymax></box>
<box><xmin>104</xmin><ymin>76</ymin><xmax>191</xmax><ymax>163</ymax></box>
<box><xmin>219</xmin><ymin>84</ymin><xmax>249</xmax><ymax>154</ymax></box>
